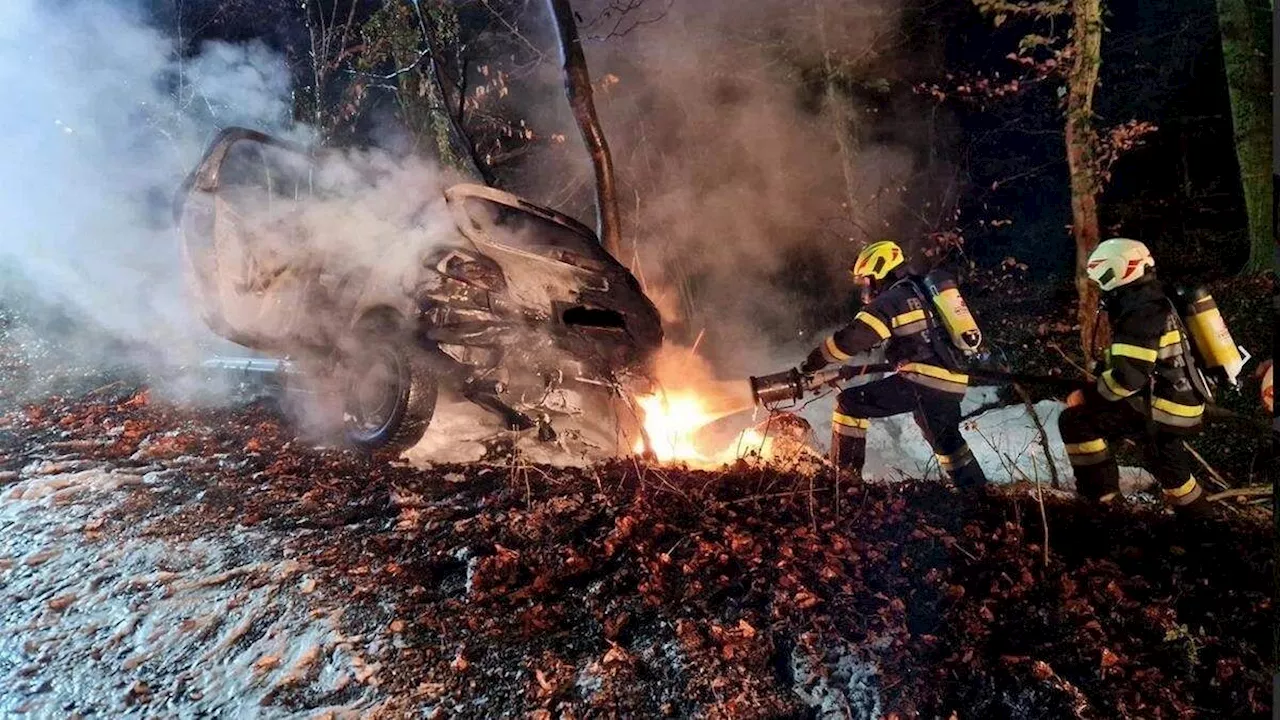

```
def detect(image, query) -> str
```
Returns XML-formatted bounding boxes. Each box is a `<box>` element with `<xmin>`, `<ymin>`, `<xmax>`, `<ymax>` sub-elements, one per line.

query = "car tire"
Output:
<box><xmin>341</xmin><ymin>335</ymin><xmax>438</xmax><ymax>454</ymax></box>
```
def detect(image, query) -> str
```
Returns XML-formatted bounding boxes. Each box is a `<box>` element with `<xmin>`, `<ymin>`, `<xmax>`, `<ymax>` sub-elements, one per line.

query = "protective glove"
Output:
<box><xmin>799</xmin><ymin>348</ymin><xmax>828</xmax><ymax>375</ymax></box>
<box><xmin>1089</xmin><ymin>360</ymin><xmax>1106</xmax><ymax>379</ymax></box>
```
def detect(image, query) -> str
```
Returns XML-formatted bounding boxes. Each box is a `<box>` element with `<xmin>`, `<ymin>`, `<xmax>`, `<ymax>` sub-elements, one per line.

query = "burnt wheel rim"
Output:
<box><xmin>344</xmin><ymin>347</ymin><xmax>406</xmax><ymax>441</ymax></box>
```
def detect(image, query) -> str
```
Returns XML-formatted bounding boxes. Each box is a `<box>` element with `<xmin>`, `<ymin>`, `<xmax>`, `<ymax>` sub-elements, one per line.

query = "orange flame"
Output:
<box><xmin>632</xmin><ymin>391</ymin><xmax>769</xmax><ymax>466</ymax></box>
<box><xmin>633</xmin><ymin>391</ymin><xmax>717</xmax><ymax>463</ymax></box>
<box><xmin>629</xmin><ymin>343</ymin><xmax>802</xmax><ymax>467</ymax></box>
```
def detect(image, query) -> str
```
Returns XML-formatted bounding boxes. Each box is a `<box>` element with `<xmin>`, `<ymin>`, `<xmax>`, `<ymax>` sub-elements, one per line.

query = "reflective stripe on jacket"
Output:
<box><xmin>1096</xmin><ymin>276</ymin><xmax>1204</xmax><ymax>429</ymax></box>
<box><xmin>820</xmin><ymin>277</ymin><xmax>967</xmax><ymax>396</ymax></box>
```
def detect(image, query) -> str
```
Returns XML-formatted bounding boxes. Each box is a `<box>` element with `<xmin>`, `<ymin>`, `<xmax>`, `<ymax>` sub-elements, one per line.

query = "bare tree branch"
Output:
<box><xmin>546</xmin><ymin>0</ymin><xmax>624</xmax><ymax>257</ymax></box>
<box><xmin>580</xmin><ymin>0</ymin><xmax>675</xmax><ymax>41</ymax></box>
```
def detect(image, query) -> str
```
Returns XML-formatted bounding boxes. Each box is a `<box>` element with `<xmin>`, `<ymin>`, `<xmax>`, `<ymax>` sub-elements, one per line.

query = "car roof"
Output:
<box><xmin>176</xmin><ymin>128</ymin><xmax>605</xmax><ymax>254</ymax></box>
<box><xmin>443</xmin><ymin>183</ymin><xmax>600</xmax><ymax>245</ymax></box>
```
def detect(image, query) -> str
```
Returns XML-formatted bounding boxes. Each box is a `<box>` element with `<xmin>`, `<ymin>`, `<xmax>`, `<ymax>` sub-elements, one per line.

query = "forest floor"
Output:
<box><xmin>0</xmin><ymin>381</ymin><xmax>1271</xmax><ymax>719</ymax></box>
<box><xmin>0</xmin><ymin>280</ymin><xmax>1273</xmax><ymax>719</ymax></box>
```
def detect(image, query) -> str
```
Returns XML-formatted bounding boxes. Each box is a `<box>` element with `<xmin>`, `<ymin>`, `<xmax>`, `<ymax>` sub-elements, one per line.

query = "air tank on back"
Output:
<box><xmin>1175</xmin><ymin>285</ymin><xmax>1246</xmax><ymax>387</ymax></box>
<box><xmin>922</xmin><ymin>270</ymin><xmax>982</xmax><ymax>357</ymax></box>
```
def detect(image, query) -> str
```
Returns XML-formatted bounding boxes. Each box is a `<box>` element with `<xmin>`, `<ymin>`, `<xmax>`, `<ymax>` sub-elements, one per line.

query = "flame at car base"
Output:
<box><xmin>626</xmin><ymin>343</ymin><xmax>818</xmax><ymax>468</ymax></box>
<box><xmin>630</xmin><ymin>389</ymin><xmax>785</xmax><ymax>468</ymax></box>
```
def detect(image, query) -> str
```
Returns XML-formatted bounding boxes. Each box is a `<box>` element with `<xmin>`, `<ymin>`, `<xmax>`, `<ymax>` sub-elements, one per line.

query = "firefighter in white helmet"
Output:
<box><xmin>1058</xmin><ymin>239</ymin><xmax>1212</xmax><ymax>515</ymax></box>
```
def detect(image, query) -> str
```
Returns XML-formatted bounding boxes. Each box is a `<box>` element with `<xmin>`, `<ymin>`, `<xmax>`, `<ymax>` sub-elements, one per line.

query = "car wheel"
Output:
<box><xmin>342</xmin><ymin>337</ymin><xmax>438</xmax><ymax>453</ymax></box>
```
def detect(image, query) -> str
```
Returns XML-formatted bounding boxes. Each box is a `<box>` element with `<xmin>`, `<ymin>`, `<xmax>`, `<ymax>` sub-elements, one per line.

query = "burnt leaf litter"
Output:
<box><xmin>0</xmin><ymin>378</ymin><xmax>1269</xmax><ymax>719</ymax></box>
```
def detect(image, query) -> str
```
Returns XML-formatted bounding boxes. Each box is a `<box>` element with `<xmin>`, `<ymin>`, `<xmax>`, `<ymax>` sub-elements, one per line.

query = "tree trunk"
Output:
<box><xmin>815</xmin><ymin>0</ymin><xmax>860</xmax><ymax>230</ymax></box>
<box><xmin>1065</xmin><ymin>0</ymin><xmax>1104</xmax><ymax>359</ymax></box>
<box><xmin>546</xmin><ymin>0</ymin><xmax>623</xmax><ymax>258</ymax></box>
<box><xmin>1214</xmin><ymin>0</ymin><xmax>1273</xmax><ymax>272</ymax></box>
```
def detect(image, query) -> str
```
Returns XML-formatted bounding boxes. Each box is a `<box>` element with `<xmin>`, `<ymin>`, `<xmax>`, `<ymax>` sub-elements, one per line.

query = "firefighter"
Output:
<box><xmin>1057</xmin><ymin>238</ymin><xmax>1211</xmax><ymax>515</ymax></box>
<box><xmin>799</xmin><ymin>240</ymin><xmax>988</xmax><ymax>489</ymax></box>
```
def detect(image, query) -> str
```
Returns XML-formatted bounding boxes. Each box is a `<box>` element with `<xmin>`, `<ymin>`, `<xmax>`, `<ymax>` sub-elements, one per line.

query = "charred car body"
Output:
<box><xmin>175</xmin><ymin>128</ymin><xmax>661</xmax><ymax>452</ymax></box>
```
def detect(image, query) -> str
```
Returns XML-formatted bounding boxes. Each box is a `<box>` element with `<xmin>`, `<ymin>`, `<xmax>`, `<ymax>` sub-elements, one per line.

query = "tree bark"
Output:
<box><xmin>1064</xmin><ymin>0</ymin><xmax>1104</xmax><ymax>359</ymax></box>
<box><xmin>546</xmin><ymin>0</ymin><xmax>623</xmax><ymax>258</ymax></box>
<box><xmin>1214</xmin><ymin>0</ymin><xmax>1273</xmax><ymax>272</ymax></box>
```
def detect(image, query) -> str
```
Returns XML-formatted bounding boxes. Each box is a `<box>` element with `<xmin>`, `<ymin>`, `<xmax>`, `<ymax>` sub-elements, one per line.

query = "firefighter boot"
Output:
<box><xmin>1058</xmin><ymin>417</ymin><xmax>1122</xmax><ymax>504</ymax></box>
<box><xmin>1072</xmin><ymin>462</ymin><xmax>1123</xmax><ymax>505</ymax></box>
<box><xmin>949</xmin><ymin>461</ymin><xmax>988</xmax><ymax>491</ymax></box>
<box><xmin>1163</xmin><ymin>475</ymin><xmax>1214</xmax><ymax>519</ymax></box>
<box><xmin>829</xmin><ymin>429</ymin><xmax>866</xmax><ymax>487</ymax></box>
<box><xmin>938</xmin><ymin>443</ymin><xmax>987</xmax><ymax>490</ymax></box>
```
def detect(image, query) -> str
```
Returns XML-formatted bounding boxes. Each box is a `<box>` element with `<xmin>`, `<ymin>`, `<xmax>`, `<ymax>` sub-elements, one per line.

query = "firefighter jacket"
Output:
<box><xmin>1095</xmin><ymin>275</ymin><xmax>1205</xmax><ymax>430</ymax></box>
<box><xmin>809</xmin><ymin>275</ymin><xmax>968</xmax><ymax>396</ymax></box>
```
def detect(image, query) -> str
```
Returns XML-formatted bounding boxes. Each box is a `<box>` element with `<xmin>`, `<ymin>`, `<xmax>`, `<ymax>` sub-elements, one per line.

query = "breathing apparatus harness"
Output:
<box><xmin>898</xmin><ymin>269</ymin><xmax>987</xmax><ymax>371</ymax></box>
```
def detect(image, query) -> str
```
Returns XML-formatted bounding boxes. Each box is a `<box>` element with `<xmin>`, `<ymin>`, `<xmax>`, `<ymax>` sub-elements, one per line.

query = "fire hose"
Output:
<box><xmin>747</xmin><ymin>363</ymin><xmax>1084</xmax><ymax>410</ymax></box>
<box><xmin>749</xmin><ymin>364</ymin><xmax>1272</xmax><ymax>433</ymax></box>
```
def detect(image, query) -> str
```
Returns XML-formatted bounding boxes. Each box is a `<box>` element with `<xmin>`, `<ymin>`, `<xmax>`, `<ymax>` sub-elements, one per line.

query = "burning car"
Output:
<box><xmin>174</xmin><ymin>127</ymin><xmax>662</xmax><ymax>453</ymax></box>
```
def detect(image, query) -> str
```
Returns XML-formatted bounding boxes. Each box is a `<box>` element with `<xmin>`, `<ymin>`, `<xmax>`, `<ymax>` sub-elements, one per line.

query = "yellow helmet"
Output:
<box><xmin>850</xmin><ymin>240</ymin><xmax>905</xmax><ymax>281</ymax></box>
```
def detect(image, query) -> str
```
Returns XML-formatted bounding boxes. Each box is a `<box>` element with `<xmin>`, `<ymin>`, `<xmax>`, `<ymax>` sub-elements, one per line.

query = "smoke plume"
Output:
<box><xmin>512</xmin><ymin>0</ymin><xmax>927</xmax><ymax>379</ymax></box>
<box><xmin>0</xmin><ymin>0</ymin><xmax>295</xmax><ymax>371</ymax></box>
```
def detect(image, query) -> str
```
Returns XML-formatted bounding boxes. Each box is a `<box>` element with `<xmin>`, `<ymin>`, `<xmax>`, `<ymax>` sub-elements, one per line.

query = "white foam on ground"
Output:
<box><xmin>403</xmin><ymin>389</ymin><xmax>630</xmax><ymax>469</ymax></box>
<box><xmin>0</xmin><ymin>467</ymin><xmax>385</xmax><ymax>717</ymax></box>
<box><xmin>790</xmin><ymin>642</ymin><xmax>883</xmax><ymax>719</ymax></box>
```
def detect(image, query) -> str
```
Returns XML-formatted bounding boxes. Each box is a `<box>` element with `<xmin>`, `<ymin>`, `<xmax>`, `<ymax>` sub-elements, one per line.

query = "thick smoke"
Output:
<box><xmin>0</xmin><ymin>0</ymin><xmax>296</xmax><ymax>370</ymax></box>
<box><xmin>514</xmin><ymin>0</ymin><xmax>925</xmax><ymax>380</ymax></box>
<box><xmin>193</xmin><ymin>141</ymin><xmax>465</xmax><ymax>348</ymax></box>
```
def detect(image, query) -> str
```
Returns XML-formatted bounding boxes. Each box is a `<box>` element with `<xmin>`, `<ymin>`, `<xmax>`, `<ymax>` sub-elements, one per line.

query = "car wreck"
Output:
<box><xmin>175</xmin><ymin>127</ymin><xmax>662</xmax><ymax>453</ymax></box>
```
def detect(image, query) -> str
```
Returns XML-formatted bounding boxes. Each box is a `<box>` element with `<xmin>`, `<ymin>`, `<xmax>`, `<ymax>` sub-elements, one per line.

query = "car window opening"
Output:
<box><xmin>562</xmin><ymin>306</ymin><xmax>625</xmax><ymax>329</ymax></box>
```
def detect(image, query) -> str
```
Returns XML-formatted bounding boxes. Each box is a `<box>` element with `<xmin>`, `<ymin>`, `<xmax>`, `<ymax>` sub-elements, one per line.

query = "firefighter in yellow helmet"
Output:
<box><xmin>800</xmin><ymin>240</ymin><xmax>988</xmax><ymax>489</ymax></box>
<box><xmin>1058</xmin><ymin>238</ymin><xmax>1211</xmax><ymax>514</ymax></box>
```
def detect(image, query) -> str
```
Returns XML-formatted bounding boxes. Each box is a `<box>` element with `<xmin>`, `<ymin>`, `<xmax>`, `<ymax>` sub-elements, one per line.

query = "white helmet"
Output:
<box><xmin>1086</xmin><ymin>238</ymin><xmax>1155</xmax><ymax>292</ymax></box>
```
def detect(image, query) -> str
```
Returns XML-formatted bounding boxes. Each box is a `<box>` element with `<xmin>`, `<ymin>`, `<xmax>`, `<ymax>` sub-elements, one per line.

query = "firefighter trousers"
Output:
<box><xmin>830</xmin><ymin>375</ymin><xmax>987</xmax><ymax>488</ymax></box>
<box><xmin>1057</xmin><ymin>394</ymin><xmax>1207</xmax><ymax>510</ymax></box>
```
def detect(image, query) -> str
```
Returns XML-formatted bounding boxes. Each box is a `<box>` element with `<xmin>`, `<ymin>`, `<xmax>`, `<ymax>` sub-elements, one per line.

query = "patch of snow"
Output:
<box><xmin>0</xmin><ymin>470</ymin><xmax>383</xmax><ymax>717</ymax></box>
<box><xmin>574</xmin><ymin>663</ymin><xmax>604</xmax><ymax>698</ymax></box>
<box><xmin>455</xmin><ymin>547</ymin><xmax>478</xmax><ymax>596</ymax></box>
<box><xmin>792</xmin><ymin>385</ymin><xmax>1149</xmax><ymax>492</ymax></box>
<box><xmin>960</xmin><ymin>384</ymin><xmax>1004</xmax><ymax>416</ymax></box>
<box><xmin>790</xmin><ymin>642</ymin><xmax>883</xmax><ymax>720</ymax></box>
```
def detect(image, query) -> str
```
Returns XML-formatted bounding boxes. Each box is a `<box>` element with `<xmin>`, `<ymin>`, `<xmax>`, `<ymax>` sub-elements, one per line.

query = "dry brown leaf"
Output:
<box><xmin>603</xmin><ymin>643</ymin><xmax>629</xmax><ymax>665</ymax></box>
<box><xmin>535</xmin><ymin>669</ymin><xmax>552</xmax><ymax>691</ymax></box>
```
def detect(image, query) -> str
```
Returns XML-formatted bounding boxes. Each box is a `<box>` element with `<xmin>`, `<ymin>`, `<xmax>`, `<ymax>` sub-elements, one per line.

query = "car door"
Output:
<box><xmin>178</xmin><ymin>132</ymin><xmax>317</xmax><ymax>351</ymax></box>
